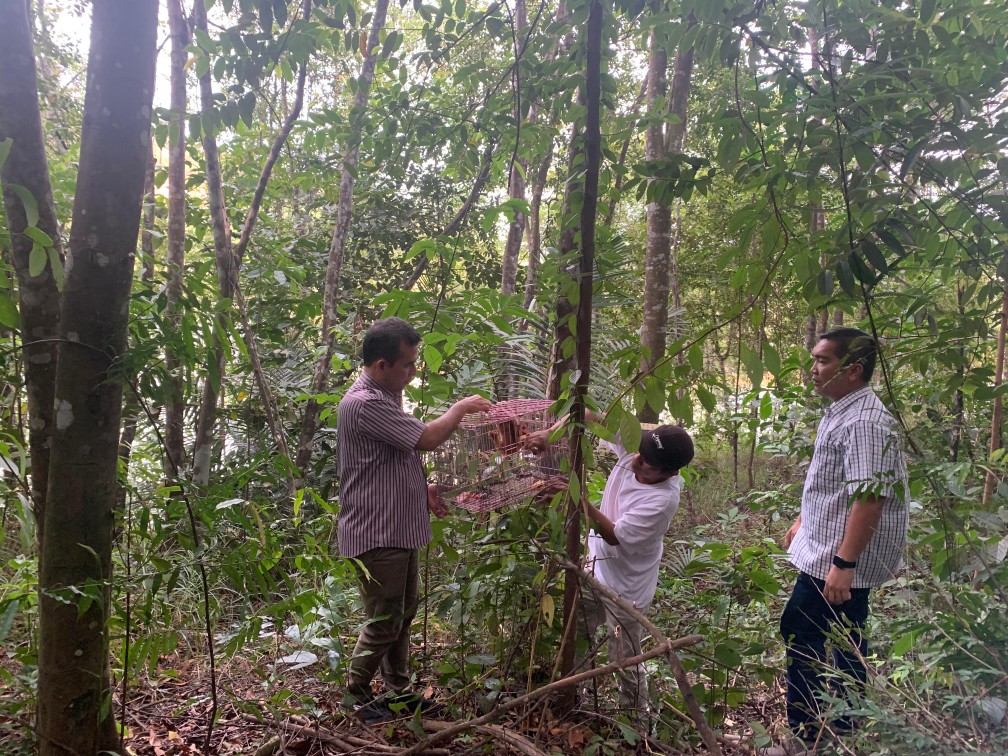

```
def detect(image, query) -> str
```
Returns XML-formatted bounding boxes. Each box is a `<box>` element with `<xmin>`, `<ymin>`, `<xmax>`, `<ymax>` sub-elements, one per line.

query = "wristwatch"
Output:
<box><xmin>832</xmin><ymin>554</ymin><xmax>857</xmax><ymax>570</ymax></box>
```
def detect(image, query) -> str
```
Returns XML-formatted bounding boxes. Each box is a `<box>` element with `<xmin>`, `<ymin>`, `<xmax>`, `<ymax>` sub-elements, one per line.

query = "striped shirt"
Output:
<box><xmin>788</xmin><ymin>385</ymin><xmax>908</xmax><ymax>588</ymax></box>
<box><xmin>336</xmin><ymin>372</ymin><xmax>429</xmax><ymax>558</ymax></box>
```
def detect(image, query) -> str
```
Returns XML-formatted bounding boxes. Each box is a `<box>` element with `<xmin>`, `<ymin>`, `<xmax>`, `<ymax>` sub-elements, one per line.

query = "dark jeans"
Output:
<box><xmin>780</xmin><ymin>572</ymin><xmax>870</xmax><ymax>740</ymax></box>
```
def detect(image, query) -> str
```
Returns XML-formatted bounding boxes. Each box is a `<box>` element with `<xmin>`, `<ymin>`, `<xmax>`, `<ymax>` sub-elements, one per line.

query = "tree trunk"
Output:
<box><xmin>500</xmin><ymin>0</ymin><xmax>527</xmax><ymax>297</ymax></box>
<box><xmin>190</xmin><ymin>0</ymin><xmax>236</xmax><ymax>487</ymax></box>
<box><xmin>638</xmin><ymin>26</ymin><xmax>670</xmax><ymax>423</ymax></box>
<box><xmin>559</xmin><ymin>0</ymin><xmax>602</xmax><ymax>707</ymax></box>
<box><xmin>0</xmin><ymin>0</ymin><xmax>64</xmax><ymax>549</ymax></box>
<box><xmin>545</xmin><ymin>118</ymin><xmax>583</xmax><ymax>402</ymax></box>
<box><xmin>117</xmin><ymin>157</ymin><xmax>159</xmax><ymax>512</ymax></box>
<box><xmin>522</xmin><ymin>143</ymin><xmax>553</xmax><ymax>312</ymax></box>
<box><xmin>165</xmin><ymin>0</ymin><xmax>188</xmax><ymax>480</ymax></box>
<box><xmin>37</xmin><ymin>3</ymin><xmax>158</xmax><ymax>754</ymax></box>
<box><xmin>639</xmin><ymin>14</ymin><xmax>694</xmax><ymax>424</ymax></box>
<box><xmin>984</xmin><ymin>279</ymin><xmax>1008</xmax><ymax>504</ymax></box>
<box><xmin>295</xmin><ymin>0</ymin><xmax>390</xmax><ymax>478</ymax></box>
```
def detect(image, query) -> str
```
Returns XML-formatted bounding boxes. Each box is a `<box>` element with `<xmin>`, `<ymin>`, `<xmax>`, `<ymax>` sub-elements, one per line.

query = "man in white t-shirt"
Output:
<box><xmin>524</xmin><ymin>419</ymin><xmax>694</xmax><ymax>713</ymax></box>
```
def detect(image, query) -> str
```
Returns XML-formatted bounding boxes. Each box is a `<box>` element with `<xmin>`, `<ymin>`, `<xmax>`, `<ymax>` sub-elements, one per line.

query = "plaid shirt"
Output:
<box><xmin>788</xmin><ymin>386</ymin><xmax>908</xmax><ymax>588</ymax></box>
<box><xmin>336</xmin><ymin>372</ymin><xmax>429</xmax><ymax>558</ymax></box>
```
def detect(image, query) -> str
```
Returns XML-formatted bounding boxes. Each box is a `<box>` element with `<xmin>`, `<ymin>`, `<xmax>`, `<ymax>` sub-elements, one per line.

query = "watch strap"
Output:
<box><xmin>832</xmin><ymin>554</ymin><xmax>857</xmax><ymax>570</ymax></box>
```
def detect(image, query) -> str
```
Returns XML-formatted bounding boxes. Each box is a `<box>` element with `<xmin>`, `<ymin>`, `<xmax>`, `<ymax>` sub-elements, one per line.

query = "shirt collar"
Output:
<box><xmin>358</xmin><ymin>370</ymin><xmax>401</xmax><ymax>402</ymax></box>
<box><xmin>823</xmin><ymin>384</ymin><xmax>872</xmax><ymax>417</ymax></box>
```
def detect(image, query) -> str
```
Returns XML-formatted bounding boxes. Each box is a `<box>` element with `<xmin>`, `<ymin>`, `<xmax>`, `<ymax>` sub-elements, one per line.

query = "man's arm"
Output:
<box><xmin>522</xmin><ymin>408</ymin><xmax>602</xmax><ymax>453</ymax></box>
<box><xmin>822</xmin><ymin>496</ymin><xmax>885</xmax><ymax>604</ymax></box>
<box><xmin>585</xmin><ymin>502</ymin><xmax>619</xmax><ymax>545</ymax></box>
<box><xmin>415</xmin><ymin>395</ymin><xmax>491</xmax><ymax>451</ymax></box>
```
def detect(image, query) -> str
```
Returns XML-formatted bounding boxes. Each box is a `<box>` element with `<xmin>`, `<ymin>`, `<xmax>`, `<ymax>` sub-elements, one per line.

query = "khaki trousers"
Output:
<box><xmin>347</xmin><ymin>547</ymin><xmax>419</xmax><ymax>698</ymax></box>
<box><xmin>577</xmin><ymin>587</ymin><xmax>650</xmax><ymax>712</ymax></box>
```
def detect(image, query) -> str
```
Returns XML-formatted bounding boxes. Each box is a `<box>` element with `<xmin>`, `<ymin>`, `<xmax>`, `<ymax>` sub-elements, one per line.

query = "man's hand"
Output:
<box><xmin>823</xmin><ymin>564</ymin><xmax>854</xmax><ymax>605</ymax></box>
<box><xmin>416</xmin><ymin>395</ymin><xmax>492</xmax><ymax>451</ymax></box>
<box><xmin>521</xmin><ymin>430</ymin><xmax>551</xmax><ymax>454</ymax></box>
<box><xmin>427</xmin><ymin>483</ymin><xmax>449</xmax><ymax>518</ymax></box>
<box><xmin>783</xmin><ymin>516</ymin><xmax>802</xmax><ymax>548</ymax></box>
<box><xmin>455</xmin><ymin>395</ymin><xmax>492</xmax><ymax>415</ymax></box>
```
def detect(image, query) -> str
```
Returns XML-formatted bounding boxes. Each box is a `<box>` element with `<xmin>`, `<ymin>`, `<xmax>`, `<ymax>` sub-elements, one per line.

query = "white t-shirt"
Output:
<box><xmin>587</xmin><ymin>438</ymin><xmax>682</xmax><ymax>608</ymax></box>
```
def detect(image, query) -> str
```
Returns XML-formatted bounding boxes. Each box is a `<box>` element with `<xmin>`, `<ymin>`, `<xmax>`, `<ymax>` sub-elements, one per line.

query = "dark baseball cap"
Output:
<box><xmin>638</xmin><ymin>425</ymin><xmax>694</xmax><ymax>473</ymax></box>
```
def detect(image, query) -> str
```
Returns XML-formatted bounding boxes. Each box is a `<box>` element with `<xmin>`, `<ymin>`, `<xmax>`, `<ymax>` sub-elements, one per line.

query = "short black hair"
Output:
<box><xmin>817</xmin><ymin>327</ymin><xmax>878</xmax><ymax>382</ymax></box>
<box><xmin>362</xmin><ymin>317</ymin><xmax>420</xmax><ymax>366</ymax></box>
<box><xmin>639</xmin><ymin>425</ymin><xmax>694</xmax><ymax>474</ymax></box>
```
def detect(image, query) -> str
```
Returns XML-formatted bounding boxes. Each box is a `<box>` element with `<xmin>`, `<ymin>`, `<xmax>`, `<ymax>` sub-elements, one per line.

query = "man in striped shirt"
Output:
<box><xmin>336</xmin><ymin>317</ymin><xmax>491</xmax><ymax>722</ymax></box>
<box><xmin>765</xmin><ymin>328</ymin><xmax>908</xmax><ymax>755</ymax></box>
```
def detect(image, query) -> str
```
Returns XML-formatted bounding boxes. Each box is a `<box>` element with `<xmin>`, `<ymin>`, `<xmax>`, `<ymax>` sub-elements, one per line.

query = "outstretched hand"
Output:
<box><xmin>520</xmin><ymin>430</ymin><xmax>551</xmax><ymax>454</ymax></box>
<box><xmin>456</xmin><ymin>395</ymin><xmax>492</xmax><ymax>415</ymax></box>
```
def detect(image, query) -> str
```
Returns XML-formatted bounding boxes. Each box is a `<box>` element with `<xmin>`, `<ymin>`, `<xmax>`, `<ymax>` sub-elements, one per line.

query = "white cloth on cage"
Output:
<box><xmin>587</xmin><ymin>437</ymin><xmax>682</xmax><ymax>608</ymax></box>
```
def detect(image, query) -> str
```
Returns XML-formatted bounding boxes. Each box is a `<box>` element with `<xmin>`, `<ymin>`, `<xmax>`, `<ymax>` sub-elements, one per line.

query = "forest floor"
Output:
<box><xmin>1</xmin><ymin>455</ymin><xmax>805</xmax><ymax>754</ymax></box>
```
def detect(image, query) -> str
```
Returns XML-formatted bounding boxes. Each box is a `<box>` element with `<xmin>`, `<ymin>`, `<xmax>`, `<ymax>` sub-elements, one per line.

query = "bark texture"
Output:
<box><xmin>638</xmin><ymin>29</ymin><xmax>670</xmax><ymax>424</ymax></box>
<box><xmin>559</xmin><ymin>0</ymin><xmax>602</xmax><ymax>707</ymax></box>
<box><xmin>0</xmin><ymin>0</ymin><xmax>64</xmax><ymax>546</ymax></box>
<box><xmin>36</xmin><ymin>2</ymin><xmax>158</xmax><ymax>753</ymax></box>
<box><xmin>639</xmin><ymin>13</ymin><xmax>694</xmax><ymax>423</ymax></box>
<box><xmin>500</xmin><ymin>0</ymin><xmax>528</xmax><ymax>296</ymax></box>
<box><xmin>165</xmin><ymin>0</ymin><xmax>189</xmax><ymax>479</ymax></box>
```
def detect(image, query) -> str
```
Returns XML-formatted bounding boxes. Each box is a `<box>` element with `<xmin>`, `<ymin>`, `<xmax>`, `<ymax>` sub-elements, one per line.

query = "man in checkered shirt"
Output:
<box><xmin>764</xmin><ymin>328</ymin><xmax>908</xmax><ymax>755</ymax></box>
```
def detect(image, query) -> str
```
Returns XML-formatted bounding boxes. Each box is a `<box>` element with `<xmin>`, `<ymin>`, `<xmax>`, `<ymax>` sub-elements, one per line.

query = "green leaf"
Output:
<box><xmin>423</xmin><ymin>344</ymin><xmax>442</xmax><ymax>373</ymax></box>
<box><xmin>836</xmin><ymin>260</ymin><xmax>856</xmax><ymax>296</ymax></box>
<box><xmin>741</xmin><ymin>344</ymin><xmax>763</xmax><ymax>389</ymax></box>
<box><xmin>47</xmin><ymin>246</ymin><xmax>64</xmax><ymax>290</ymax></box>
<box><xmin>713</xmin><ymin>641</ymin><xmax>743</xmax><ymax>668</ymax></box>
<box><xmin>816</xmin><ymin>268</ymin><xmax>834</xmax><ymax>296</ymax></box>
<box><xmin>257</xmin><ymin>0</ymin><xmax>274</xmax><ymax>31</ymax></box>
<box><xmin>28</xmin><ymin>244</ymin><xmax>47</xmax><ymax>277</ymax></box>
<box><xmin>238</xmin><ymin>92</ymin><xmax>255</xmax><ymax>128</ymax></box>
<box><xmin>0</xmin><ymin>138</ymin><xmax>12</xmax><ymax>172</ymax></box>
<box><xmin>381</xmin><ymin>30</ymin><xmax>400</xmax><ymax>58</ymax></box>
<box><xmin>892</xmin><ymin>630</ymin><xmax>916</xmax><ymax>658</ymax></box>
<box><xmin>645</xmin><ymin>376</ymin><xmax>664</xmax><ymax>415</ymax></box>
<box><xmin>0</xmin><ymin>600</ymin><xmax>18</xmax><ymax>643</ymax></box>
<box><xmin>272</xmin><ymin>0</ymin><xmax>287</xmax><ymax>27</ymax></box>
<box><xmin>0</xmin><ymin>293</ymin><xmax>19</xmax><ymax>329</ymax></box>
<box><xmin>696</xmin><ymin>386</ymin><xmax>716</xmax><ymax>413</ymax></box>
<box><xmin>849</xmin><ymin>252</ymin><xmax>874</xmax><ymax>285</ymax></box>
<box><xmin>860</xmin><ymin>238</ymin><xmax>888</xmax><ymax>272</ymax></box>
<box><xmin>759</xmin><ymin>392</ymin><xmax>772</xmax><ymax>419</ymax></box>
<box><xmin>24</xmin><ymin>225</ymin><xmax>53</xmax><ymax>247</ymax></box>
<box><xmin>9</xmin><ymin>184</ymin><xmax>39</xmax><ymax>227</ymax></box>
<box><xmin>687</xmin><ymin>344</ymin><xmax>704</xmax><ymax>372</ymax></box>
<box><xmin>618</xmin><ymin>406</ymin><xmax>641</xmax><ymax>454</ymax></box>
<box><xmin>763</xmin><ymin>342</ymin><xmax>780</xmax><ymax>378</ymax></box>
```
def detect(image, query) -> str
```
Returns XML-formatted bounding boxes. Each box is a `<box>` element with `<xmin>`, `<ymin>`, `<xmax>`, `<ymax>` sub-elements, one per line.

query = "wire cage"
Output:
<box><xmin>430</xmin><ymin>399</ymin><xmax>567</xmax><ymax>513</ymax></box>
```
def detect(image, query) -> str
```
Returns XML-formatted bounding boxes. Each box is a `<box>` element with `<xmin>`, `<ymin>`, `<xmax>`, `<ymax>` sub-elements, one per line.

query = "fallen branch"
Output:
<box><xmin>555</xmin><ymin>557</ymin><xmax>722</xmax><ymax>755</ymax></box>
<box><xmin>422</xmin><ymin>719</ymin><xmax>547</xmax><ymax>756</ymax></box>
<box><xmin>400</xmin><ymin>635</ymin><xmax>702</xmax><ymax>755</ymax></box>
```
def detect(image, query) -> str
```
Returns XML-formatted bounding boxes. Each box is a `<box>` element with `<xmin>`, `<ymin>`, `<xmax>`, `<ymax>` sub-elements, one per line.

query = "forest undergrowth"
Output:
<box><xmin>1</xmin><ymin>448</ymin><xmax>1006</xmax><ymax>755</ymax></box>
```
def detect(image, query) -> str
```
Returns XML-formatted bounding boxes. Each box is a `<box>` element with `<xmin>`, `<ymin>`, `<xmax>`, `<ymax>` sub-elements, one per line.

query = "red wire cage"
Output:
<box><xmin>429</xmin><ymin>399</ymin><xmax>567</xmax><ymax>513</ymax></box>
